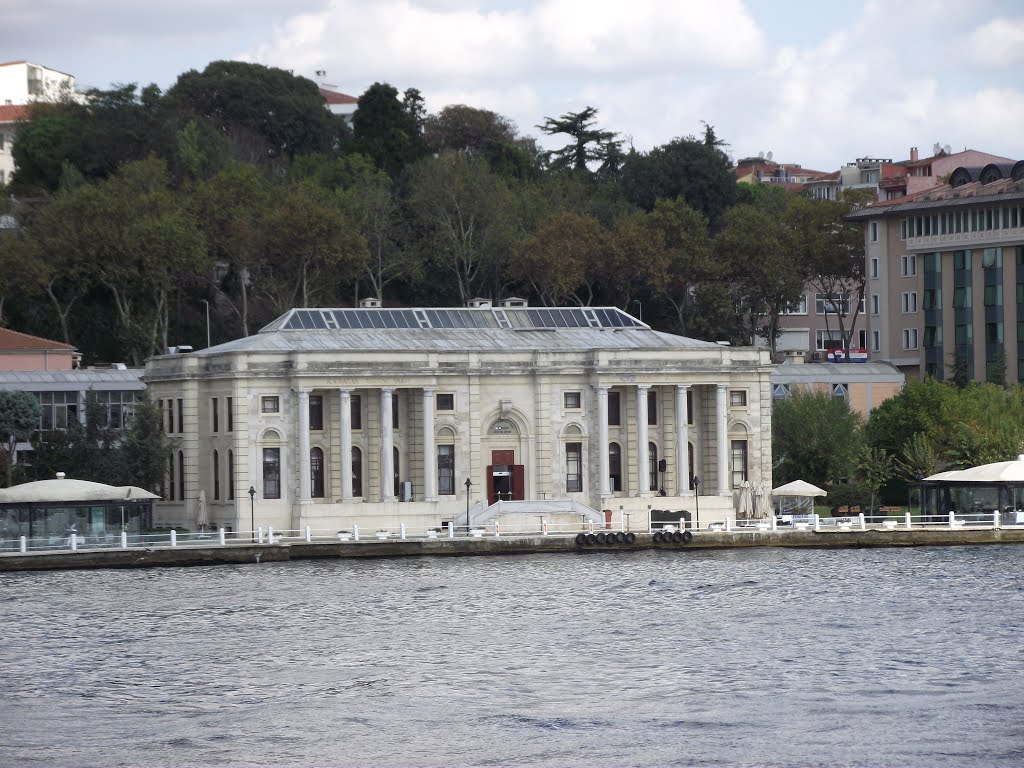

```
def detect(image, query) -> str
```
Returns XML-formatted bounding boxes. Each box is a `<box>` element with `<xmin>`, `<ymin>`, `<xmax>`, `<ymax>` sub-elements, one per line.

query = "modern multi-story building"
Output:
<box><xmin>0</xmin><ymin>61</ymin><xmax>77</xmax><ymax>186</ymax></box>
<box><xmin>849</xmin><ymin>159</ymin><xmax>1024</xmax><ymax>381</ymax></box>
<box><xmin>143</xmin><ymin>302</ymin><xmax>774</xmax><ymax>535</ymax></box>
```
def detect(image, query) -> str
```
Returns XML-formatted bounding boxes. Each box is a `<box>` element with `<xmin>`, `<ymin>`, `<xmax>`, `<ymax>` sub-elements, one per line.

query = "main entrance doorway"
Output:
<box><xmin>487</xmin><ymin>450</ymin><xmax>525</xmax><ymax>504</ymax></box>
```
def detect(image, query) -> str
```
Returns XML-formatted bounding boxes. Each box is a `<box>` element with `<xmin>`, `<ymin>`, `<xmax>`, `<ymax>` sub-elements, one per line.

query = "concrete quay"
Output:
<box><xmin>3</xmin><ymin>526</ymin><xmax>1024</xmax><ymax>572</ymax></box>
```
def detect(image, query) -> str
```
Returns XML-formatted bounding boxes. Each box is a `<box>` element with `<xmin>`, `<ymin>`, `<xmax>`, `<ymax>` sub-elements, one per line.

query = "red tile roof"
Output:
<box><xmin>0</xmin><ymin>104</ymin><xmax>29</xmax><ymax>123</ymax></box>
<box><xmin>0</xmin><ymin>327</ymin><xmax>75</xmax><ymax>352</ymax></box>
<box><xmin>320</xmin><ymin>88</ymin><xmax>358</xmax><ymax>105</ymax></box>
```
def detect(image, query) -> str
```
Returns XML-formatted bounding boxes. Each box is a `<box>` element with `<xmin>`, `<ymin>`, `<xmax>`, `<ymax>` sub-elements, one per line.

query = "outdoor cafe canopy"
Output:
<box><xmin>772</xmin><ymin>480</ymin><xmax>827</xmax><ymax>515</ymax></box>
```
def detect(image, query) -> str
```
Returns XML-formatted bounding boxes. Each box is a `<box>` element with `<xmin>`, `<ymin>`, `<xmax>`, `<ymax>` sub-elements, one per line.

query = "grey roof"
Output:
<box><xmin>193</xmin><ymin>327</ymin><xmax>723</xmax><ymax>355</ymax></box>
<box><xmin>847</xmin><ymin>189</ymin><xmax>1024</xmax><ymax>220</ymax></box>
<box><xmin>0</xmin><ymin>478</ymin><xmax>159</xmax><ymax>504</ymax></box>
<box><xmin>0</xmin><ymin>369</ymin><xmax>145</xmax><ymax>389</ymax></box>
<box><xmin>771</xmin><ymin>361</ymin><xmax>904</xmax><ymax>382</ymax></box>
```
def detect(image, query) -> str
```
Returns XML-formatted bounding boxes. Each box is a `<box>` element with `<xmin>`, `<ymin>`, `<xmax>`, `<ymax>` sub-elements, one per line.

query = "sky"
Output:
<box><xmin>5</xmin><ymin>0</ymin><xmax>1024</xmax><ymax>170</ymax></box>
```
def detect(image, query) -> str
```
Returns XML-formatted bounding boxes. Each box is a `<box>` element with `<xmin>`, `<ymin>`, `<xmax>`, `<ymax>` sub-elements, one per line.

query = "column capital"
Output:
<box><xmin>596</xmin><ymin>383</ymin><xmax>611</xmax><ymax>391</ymax></box>
<box><xmin>380</xmin><ymin>386</ymin><xmax>395</xmax><ymax>394</ymax></box>
<box><xmin>636</xmin><ymin>383</ymin><xmax>651</xmax><ymax>391</ymax></box>
<box><xmin>716</xmin><ymin>383</ymin><xmax>729</xmax><ymax>392</ymax></box>
<box><xmin>337</xmin><ymin>387</ymin><xmax>353</xmax><ymax>395</ymax></box>
<box><xmin>676</xmin><ymin>383</ymin><xmax>691</xmax><ymax>392</ymax></box>
<box><xmin>422</xmin><ymin>386</ymin><xmax>436</xmax><ymax>395</ymax></box>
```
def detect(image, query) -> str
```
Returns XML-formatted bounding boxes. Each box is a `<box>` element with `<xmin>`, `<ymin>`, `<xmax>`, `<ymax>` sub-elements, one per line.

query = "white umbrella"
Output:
<box><xmin>737</xmin><ymin>480</ymin><xmax>753</xmax><ymax>520</ymax></box>
<box><xmin>196</xmin><ymin>489</ymin><xmax>209</xmax><ymax>530</ymax></box>
<box><xmin>753</xmin><ymin>481</ymin><xmax>771</xmax><ymax>519</ymax></box>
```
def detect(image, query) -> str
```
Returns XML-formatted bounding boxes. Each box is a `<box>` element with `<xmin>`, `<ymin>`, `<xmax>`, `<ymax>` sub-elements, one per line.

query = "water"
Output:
<box><xmin>3</xmin><ymin>546</ymin><xmax>1024</xmax><ymax>767</ymax></box>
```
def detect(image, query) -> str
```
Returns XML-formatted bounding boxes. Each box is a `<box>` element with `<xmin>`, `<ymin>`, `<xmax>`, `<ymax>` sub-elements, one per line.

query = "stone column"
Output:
<box><xmin>716</xmin><ymin>383</ymin><xmax>730</xmax><ymax>496</ymax></box>
<box><xmin>676</xmin><ymin>384</ymin><xmax>690</xmax><ymax>496</ymax></box>
<box><xmin>422</xmin><ymin>387</ymin><xmax>437</xmax><ymax>501</ymax></box>
<box><xmin>339</xmin><ymin>389</ymin><xmax>353</xmax><ymax>500</ymax></box>
<box><xmin>636</xmin><ymin>385</ymin><xmax>649</xmax><ymax>495</ymax></box>
<box><xmin>380</xmin><ymin>388</ymin><xmax>395</xmax><ymax>501</ymax></box>
<box><xmin>298</xmin><ymin>389</ymin><xmax>311</xmax><ymax>501</ymax></box>
<box><xmin>597</xmin><ymin>385</ymin><xmax>610</xmax><ymax>498</ymax></box>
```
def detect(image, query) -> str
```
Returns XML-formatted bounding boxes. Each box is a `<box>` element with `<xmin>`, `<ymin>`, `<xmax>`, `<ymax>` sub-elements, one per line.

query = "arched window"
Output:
<box><xmin>262</xmin><ymin>447</ymin><xmax>280</xmax><ymax>499</ymax></box>
<box><xmin>310</xmin><ymin>447</ymin><xmax>324</xmax><ymax>498</ymax></box>
<box><xmin>213</xmin><ymin>450</ymin><xmax>220</xmax><ymax>501</ymax></box>
<box><xmin>566</xmin><ymin>441</ymin><xmax>582</xmax><ymax>492</ymax></box>
<box><xmin>648</xmin><ymin>443</ymin><xmax>658</xmax><ymax>493</ymax></box>
<box><xmin>352</xmin><ymin>447</ymin><xmax>363</xmax><ymax>497</ymax></box>
<box><xmin>609</xmin><ymin>442</ymin><xmax>622</xmax><ymax>492</ymax></box>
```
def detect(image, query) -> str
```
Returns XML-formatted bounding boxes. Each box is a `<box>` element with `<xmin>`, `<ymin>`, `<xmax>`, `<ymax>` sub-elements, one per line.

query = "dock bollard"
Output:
<box><xmin>400</xmin><ymin>523</ymin><xmax>406</xmax><ymax>540</ymax></box>
<box><xmin>447</xmin><ymin>522</ymin><xmax>454</xmax><ymax>540</ymax></box>
<box><xmin>542</xmin><ymin>518</ymin><xmax>548</xmax><ymax>535</ymax></box>
<box><xmin>353</xmin><ymin>524</ymin><xmax>360</xmax><ymax>542</ymax></box>
<box><xmin>905</xmin><ymin>512</ymin><xmax>912</xmax><ymax>529</ymax></box>
<box><xmin>588</xmin><ymin>520</ymin><xmax>594</xmax><ymax>534</ymax></box>
<box><xmin>267</xmin><ymin>526</ymin><xmax>274</xmax><ymax>543</ymax></box>
<box><xmin>494</xmin><ymin>521</ymin><xmax>500</xmax><ymax>538</ymax></box>
<box><xmin>169</xmin><ymin>530</ymin><xmax>176</xmax><ymax>548</ymax></box>
<box><xmin>20</xmin><ymin>535</ymin><xmax>26</xmax><ymax>553</ymax></box>
<box><xmin>993</xmin><ymin>509</ymin><xmax>1000</xmax><ymax>529</ymax></box>
<box><xmin>121</xmin><ymin>531</ymin><xmax>128</xmax><ymax>549</ymax></box>
<box><xmin>258</xmin><ymin>527</ymin><xmax>264</xmax><ymax>544</ymax></box>
<box><xmin>813</xmin><ymin>514</ymin><xmax>821</xmax><ymax>532</ymax></box>
<box><xmin>859</xmin><ymin>513</ymin><xmax>866</xmax><ymax>531</ymax></box>
<box><xmin>725</xmin><ymin>517</ymin><xmax>731</xmax><ymax>532</ymax></box>
<box><xmin>948</xmin><ymin>511</ymin><xmax>955</xmax><ymax>528</ymax></box>
<box><xmin>305</xmin><ymin>525</ymin><xmax>312</xmax><ymax>542</ymax></box>
<box><xmin>218</xmin><ymin>528</ymin><xmax>226</xmax><ymax>546</ymax></box>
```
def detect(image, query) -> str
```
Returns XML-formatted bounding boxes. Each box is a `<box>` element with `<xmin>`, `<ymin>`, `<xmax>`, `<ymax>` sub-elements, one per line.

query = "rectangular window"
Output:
<box><xmin>900</xmin><ymin>219</ymin><xmax>908</xmax><ymax>240</ymax></box>
<box><xmin>870</xmin><ymin>222</ymin><xmax>878</xmax><ymax>242</ymax></box>
<box><xmin>816</xmin><ymin>292</ymin><xmax>851</xmax><ymax>315</ymax></box>
<box><xmin>730</xmin><ymin>440</ymin><xmax>748</xmax><ymax>488</ymax></box>
<box><xmin>566</xmin><ymin>442</ymin><xmax>582</xmax><ymax>493</ymax></box>
<box><xmin>437</xmin><ymin>445</ymin><xmax>455</xmax><ymax>495</ymax></box>
<box><xmin>922</xmin><ymin>289</ymin><xmax>939</xmax><ymax>310</ymax></box>
<box><xmin>261</xmin><ymin>396</ymin><xmax>279</xmax><ymax>414</ymax></box>
<box><xmin>871</xmin><ymin>294</ymin><xmax>880</xmax><ymax>315</ymax></box>
<box><xmin>309</xmin><ymin>395</ymin><xmax>323</xmax><ymax>430</ymax></box>
<box><xmin>211</xmin><ymin>398</ymin><xmax>219</xmax><ymax>433</ymax></box>
<box><xmin>213</xmin><ymin>451</ymin><xmax>220</xmax><ymax>501</ymax></box>
<box><xmin>782</xmin><ymin>294</ymin><xmax>808</xmax><ymax>315</ymax></box>
<box><xmin>870</xmin><ymin>258</ymin><xmax>879</xmax><ymax>279</ymax></box>
<box><xmin>952</xmin><ymin>286</ymin><xmax>972</xmax><ymax>308</ymax></box>
<box><xmin>564</xmin><ymin>391</ymin><xmax>582</xmax><ymax>409</ymax></box>
<box><xmin>263</xmin><ymin>447</ymin><xmax>281</xmax><ymax>499</ymax></box>
<box><xmin>858</xmin><ymin>329</ymin><xmax>868</xmax><ymax>349</ymax></box>
<box><xmin>816</xmin><ymin>329</ymin><xmax>843</xmax><ymax>351</ymax></box>
<box><xmin>351</xmin><ymin>394</ymin><xmax>362</xmax><ymax>430</ymax></box>
<box><xmin>647</xmin><ymin>390</ymin><xmax>658</xmax><ymax>425</ymax></box>
<box><xmin>902</xmin><ymin>328</ymin><xmax>919</xmax><ymax>350</ymax></box>
<box><xmin>167</xmin><ymin>399</ymin><xmax>174</xmax><ymax>434</ymax></box>
<box><xmin>729</xmin><ymin>390</ymin><xmax>747</xmax><ymax>407</ymax></box>
<box><xmin>168</xmin><ymin>452</ymin><xmax>175</xmax><ymax>501</ymax></box>
<box><xmin>436</xmin><ymin>393</ymin><xmax>454</xmax><ymax>411</ymax></box>
<box><xmin>901</xmin><ymin>292</ymin><xmax>918</xmax><ymax>313</ymax></box>
<box><xmin>177</xmin><ymin>399</ymin><xmax>184</xmax><ymax>434</ymax></box>
<box><xmin>608</xmin><ymin>391</ymin><xmax>621</xmax><ymax>425</ymax></box>
<box><xmin>984</xmin><ymin>284</ymin><xmax>1003</xmax><ymax>307</ymax></box>
<box><xmin>901</xmin><ymin>255</ymin><xmax>917</xmax><ymax>277</ymax></box>
<box><xmin>228</xmin><ymin>450</ymin><xmax>235</xmax><ymax>500</ymax></box>
<box><xmin>872</xmin><ymin>330</ymin><xmax>880</xmax><ymax>352</ymax></box>
<box><xmin>392</xmin><ymin>393</ymin><xmax>399</xmax><ymax>430</ymax></box>
<box><xmin>226</xmin><ymin>397</ymin><xmax>233</xmax><ymax>432</ymax></box>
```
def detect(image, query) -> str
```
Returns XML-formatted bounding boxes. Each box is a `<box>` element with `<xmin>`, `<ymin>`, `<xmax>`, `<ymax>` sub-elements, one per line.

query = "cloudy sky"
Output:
<box><xmin>6</xmin><ymin>0</ymin><xmax>1023</xmax><ymax>170</ymax></box>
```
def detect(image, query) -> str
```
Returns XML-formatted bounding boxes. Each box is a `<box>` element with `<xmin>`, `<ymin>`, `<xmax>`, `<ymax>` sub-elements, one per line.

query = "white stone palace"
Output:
<box><xmin>143</xmin><ymin>302</ymin><xmax>773</xmax><ymax>534</ymax></box>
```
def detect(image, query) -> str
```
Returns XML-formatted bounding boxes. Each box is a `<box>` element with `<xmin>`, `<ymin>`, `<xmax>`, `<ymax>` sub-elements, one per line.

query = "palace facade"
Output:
<box><xmin>143</xmin><ymin>303</ymin><xmax>773</xmax><ymax>533</ymax></box>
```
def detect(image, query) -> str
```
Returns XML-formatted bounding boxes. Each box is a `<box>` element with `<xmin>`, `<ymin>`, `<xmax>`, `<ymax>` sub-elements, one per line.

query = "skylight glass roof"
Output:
<box><xmin>260</xmin><ymin>307</ymin><xmax>647</xmax><ymax>333</ymax></box>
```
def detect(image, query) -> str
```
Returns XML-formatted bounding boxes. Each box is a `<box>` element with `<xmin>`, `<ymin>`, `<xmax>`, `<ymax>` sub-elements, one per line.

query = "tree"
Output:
<box><xmin>772</xmin><ymin>389</ymin><xmax>863</xmax><ymax>488</ymax></box>
<box><xmin>166</xmin><ymin>61</ymin><xmax>344</xmax><ymax>162</ymax></box>
<box><xmin>865</xmin><ymin>378</ymin><xmax>958</xmax><ymax>458</ymax></box>
<box><xmin>537</xmin><ymin>107</ymin><xmax>621</xmax><ymax>174</ymax></box>
<box><xmin>406</xmin><ymin>151</ymin><xmax>518</xmax><ymax>303</ymax></box>
<box><xmin>424</xmin><ymin>104</ymin><xmax>518</xmax><ymax>154</ymax></box>
<box><xmin>950</xmin><ymin>347</ymin><xmax>971</xmax><ymax>388</ymax></box>
<box><xmin>858</xmin><ymin>446</ymin><xmax>896</xmax><ymax>518</ymax></box>
<box><xmin>192</xmin><ymin>161</ymin><xmax>275</xmax><ymax>336</ymax></box>
<box><xmin>987</xmin><ymin>346</ymin><xmax>1007</xmax><ymax>385</ymax></box>
<box><xmin>352</xmin><ymin>82</ymin><xmax>426</xmax><ymax>177</ymax></box>
<box><xmin>507</xmin><ymin>212</ymin><xmax>606</xmax><ymax>305</ymax></box>
<box><xmin>644</xmin><ymin>198</ymin><xmax>713</xmax><ymax>335</ymax></box>
<box><xmin>715</xmin><ymin>204</ymin><xmax>804</xmax><ymax>349</ymax></box>
<box><xmin>620</xmin><ymin>133</ymin><xmax>736</xmax><ymax>222</ymax></box>
<box><xmin>0</xmin><ymin>392</ymin><xmax>41</xmax><ymax>487</ymax></box>
<box><xmin>601</xmin><ymin>212</ymin><xmax>669</xmax><ymax>310</ymax></box>
<box><xmin>122</xmin><ymin>396</ymin><xmax>171</xmax><ymax>492</ymax></box>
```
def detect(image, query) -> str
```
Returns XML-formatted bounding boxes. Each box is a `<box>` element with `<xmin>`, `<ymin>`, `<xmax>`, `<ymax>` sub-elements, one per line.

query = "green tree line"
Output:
<box><xmin>2</xmin><ymin>61</ymin><xmax>864</xmax><ymax>365</ymax></box>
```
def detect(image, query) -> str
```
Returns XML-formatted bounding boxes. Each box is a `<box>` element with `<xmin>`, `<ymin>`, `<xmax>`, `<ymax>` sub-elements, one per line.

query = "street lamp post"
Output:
<box><xmin>464</xmin><ymin>478</ymin><xmax>473</xmax><ymax>532</ymax></box>
<box><xmin>691</xmin><ymin>476</ymin><xmax>700</xmax><ymax>529</ymax></box>
<box><xmin>248</xmin><ymin>485</ymin><xmax>256</xmax><ymax>541</ymax></box>
<box><xmin>201</xmin><ymin>299</ymin><xmax>211</xmax><ymax>349</ymax></box>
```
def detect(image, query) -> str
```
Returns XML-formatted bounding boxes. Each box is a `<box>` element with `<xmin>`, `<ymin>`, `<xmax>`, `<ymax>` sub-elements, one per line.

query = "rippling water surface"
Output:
<box><xmin>3</xmin><ymin>546</ymin><xmax>1024</xmax><ymax>767</ymax></box>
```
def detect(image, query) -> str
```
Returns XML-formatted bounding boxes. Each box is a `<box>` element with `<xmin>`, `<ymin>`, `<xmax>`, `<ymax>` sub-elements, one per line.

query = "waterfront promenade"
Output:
<box><xmin>4</xmin><ymin>516</ymin><xmax>1024</xmax><ymax>571</ymax></box>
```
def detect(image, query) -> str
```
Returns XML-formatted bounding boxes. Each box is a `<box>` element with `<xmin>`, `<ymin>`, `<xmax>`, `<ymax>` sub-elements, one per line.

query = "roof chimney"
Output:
<box><xmin>910</xmin><ymin>147</ymin><xmax>918</xmax><ymax>162</ymax></box>
<box><xmin>56</xmin><ymin>472</ymin><xmax>66</xmax><ymax>480</ymax></box>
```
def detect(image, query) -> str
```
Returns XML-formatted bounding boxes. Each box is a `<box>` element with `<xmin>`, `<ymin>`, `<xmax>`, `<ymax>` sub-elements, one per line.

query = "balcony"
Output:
<box><xmin>907</xmin><ymin>225</ymin><xmax>1024</xmax><ymax>251</ymax></box>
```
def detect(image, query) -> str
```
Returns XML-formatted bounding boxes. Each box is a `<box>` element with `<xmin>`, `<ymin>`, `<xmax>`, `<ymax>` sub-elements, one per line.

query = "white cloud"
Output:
<box><xmin>964</xmin><ymin>17</ymin><xmax>1024</xmax><ymax>67</ymax></box>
